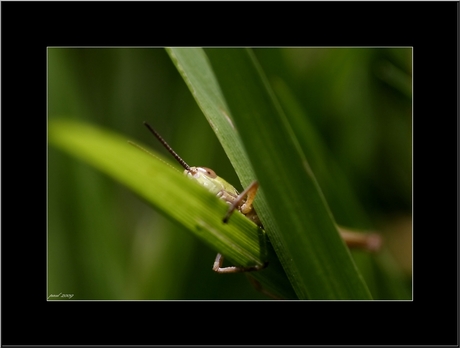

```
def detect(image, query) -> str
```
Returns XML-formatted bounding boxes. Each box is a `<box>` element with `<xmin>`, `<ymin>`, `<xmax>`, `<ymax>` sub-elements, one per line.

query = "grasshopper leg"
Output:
<box><xmin>338</xmin><ymin>226</ymin><xmax>382</xmax><ymax>252</ymax></box>
<box><xmin>223</xmin><ymin>181</ymin><xmax>259</xmax><ymax>223</ymax></box>
<box><xmin>212</xmin><ymin>253</ymin><xmax>268</xmax><ymax>274</ymax></box>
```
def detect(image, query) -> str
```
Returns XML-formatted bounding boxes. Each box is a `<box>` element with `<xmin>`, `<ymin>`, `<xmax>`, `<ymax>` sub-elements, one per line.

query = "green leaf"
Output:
<box><xmin>48</xmin><ymin>119</ymin><xmax>296</xmax><ymax>299</ymax></box>
<box><xmin>203</xmin><ymin>48</ymin><xmax>372</xmax><ymax>299</ymax></box>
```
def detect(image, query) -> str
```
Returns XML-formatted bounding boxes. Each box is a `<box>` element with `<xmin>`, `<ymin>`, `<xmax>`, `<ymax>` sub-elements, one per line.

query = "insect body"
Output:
<box><xmin>184</xmin><ymin>166</ymin><xmax>261</xmax><ymax>227</ymax></box>
<box><xmin>142</xmin><ymin>122</ymin><xmax>267</xmax><ymax>274</ymax></box>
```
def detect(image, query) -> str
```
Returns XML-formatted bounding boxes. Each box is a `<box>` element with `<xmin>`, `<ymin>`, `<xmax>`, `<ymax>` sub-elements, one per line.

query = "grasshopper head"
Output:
<box><xmin>185</xmin><ymin>166</ymin><xmax>239</xmax><ymax>197</ymax></box>
<box><xmin>186</xmin><ymin>166</ymin><xmax>217</xmax><ymax>179</ymax></box>
<box><xmin>185</xmin><ymin>166</ymin><xmax>223</xmax><ymax>194</ymax></box>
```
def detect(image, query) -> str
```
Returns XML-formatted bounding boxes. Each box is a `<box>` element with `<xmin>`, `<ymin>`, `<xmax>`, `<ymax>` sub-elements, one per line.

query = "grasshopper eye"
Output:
<box><xmin>198</xmin><ymin>167</ymin><xmax>217</xmax><ymax>178</ymax></box>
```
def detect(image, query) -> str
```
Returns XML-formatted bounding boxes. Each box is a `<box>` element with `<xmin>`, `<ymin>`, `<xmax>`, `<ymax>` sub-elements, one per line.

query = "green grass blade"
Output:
<box><xmin>205</xmin><ymin>48</ymin><xmax>372</xmax><ymax>299</ymax></box>
<box><xmin>271</xmin><ymin>79</ymin><xmax>371</xmax><ymax>227</ymax></box>
<box><xmin>166</xmin><ymin>47</ymin><xmax>296</xmax><ymax>299</ymax></box>
<box><xmin>49</xmin><ymin>119</ymin><xmax>296</xmax><ymax>299</ymax></box>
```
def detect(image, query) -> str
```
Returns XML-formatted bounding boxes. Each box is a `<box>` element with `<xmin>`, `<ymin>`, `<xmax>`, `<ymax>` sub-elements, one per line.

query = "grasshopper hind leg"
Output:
<box><xmin>212</xmin><ymin>253</ymin><xmax>268</xmax><ymax>274</ymax></box>
<box><xmin>212</xmin><ymin>254</ymin><xmax>279</xmax><ymax>299</ymax></box>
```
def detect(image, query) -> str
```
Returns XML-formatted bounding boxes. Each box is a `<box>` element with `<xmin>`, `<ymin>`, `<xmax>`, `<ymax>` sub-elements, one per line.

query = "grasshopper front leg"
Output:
<box><xmin>222</xmin><ymin>181</ymin><xmax>260</xmax><ymax>224</ymax></box>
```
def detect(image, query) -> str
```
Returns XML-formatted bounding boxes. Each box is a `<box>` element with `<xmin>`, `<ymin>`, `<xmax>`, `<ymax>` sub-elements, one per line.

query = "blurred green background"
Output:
<box><xmin>48</xmin><ymin>48</ymin><xmax>412</xmax><ymax>300</ymax></box>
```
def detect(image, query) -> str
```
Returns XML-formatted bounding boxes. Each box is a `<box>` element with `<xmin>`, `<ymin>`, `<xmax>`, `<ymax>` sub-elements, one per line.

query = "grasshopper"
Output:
<box><xmin>141</xmin><ymin>122</ymin><xmax>268</xmax><ymax>274</ymax></box>
<box><xmin>135</xmin><ymin>122</ymin><xmax>382</xmax><ymax>276</ymax></box>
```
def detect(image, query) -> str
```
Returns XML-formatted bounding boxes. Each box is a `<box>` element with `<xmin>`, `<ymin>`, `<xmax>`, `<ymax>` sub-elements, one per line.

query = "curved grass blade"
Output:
<box><xmin>49</xmin><ymin>119</ymin><xmax>296</xmax><ymax>299</ymax></box>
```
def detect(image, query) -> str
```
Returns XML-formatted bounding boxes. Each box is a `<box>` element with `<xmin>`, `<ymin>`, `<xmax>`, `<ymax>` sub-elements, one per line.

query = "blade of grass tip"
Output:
<box><xmin>205</xmin><ymin>48</ymin><xmax>372</xmax><ymax>300</ymax></box>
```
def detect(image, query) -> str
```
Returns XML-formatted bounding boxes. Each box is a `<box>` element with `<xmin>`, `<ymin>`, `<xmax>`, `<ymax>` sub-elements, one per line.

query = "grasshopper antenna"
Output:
<box><xmin>143</xmin><ymin>122</ymin><xmax>191</xmax><ymax>171</ymax></box>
